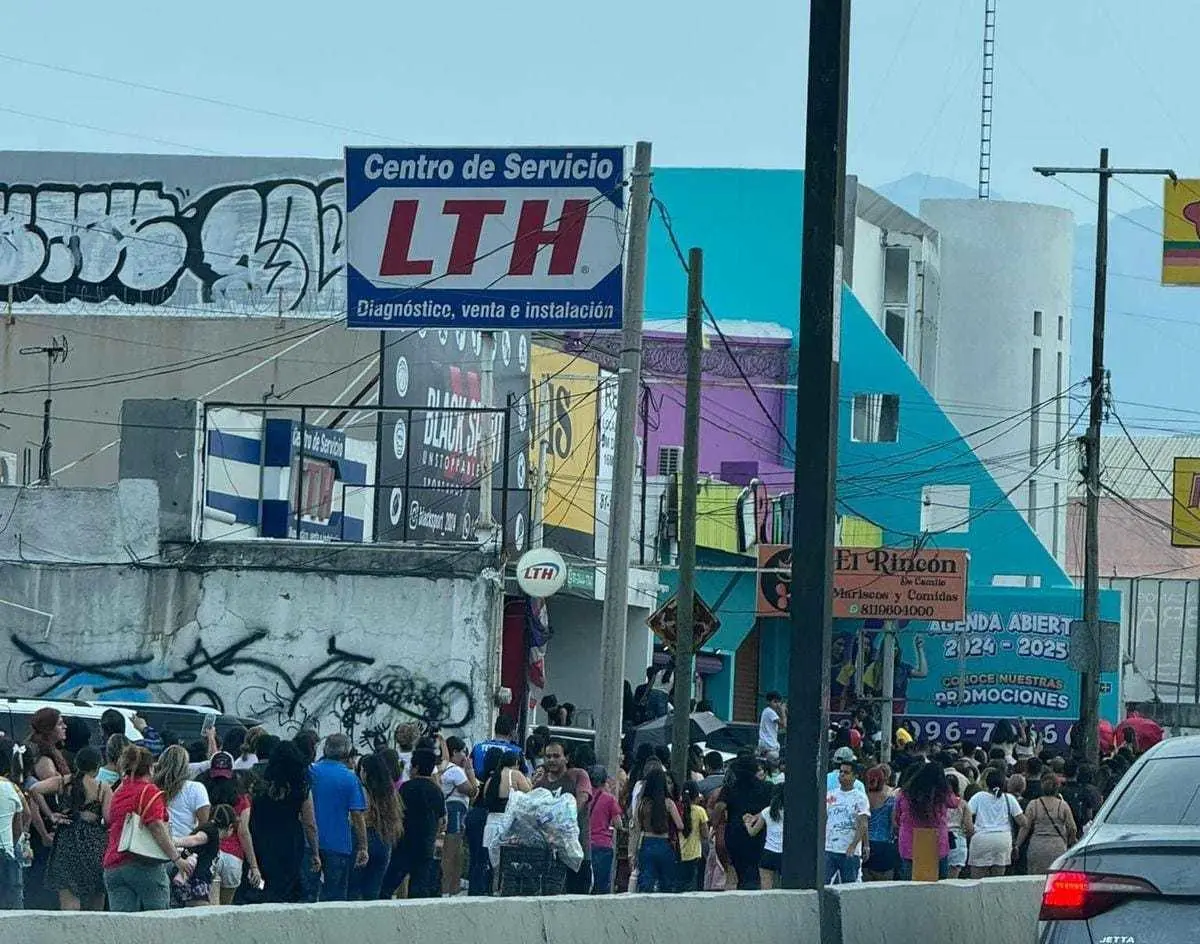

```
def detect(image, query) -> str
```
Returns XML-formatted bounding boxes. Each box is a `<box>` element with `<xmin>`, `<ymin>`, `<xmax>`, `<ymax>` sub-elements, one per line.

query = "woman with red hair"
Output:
<box><xmin>24</xmin><ymin>707</ymin><xmax>70</xmax><ymax>909</ymax></box>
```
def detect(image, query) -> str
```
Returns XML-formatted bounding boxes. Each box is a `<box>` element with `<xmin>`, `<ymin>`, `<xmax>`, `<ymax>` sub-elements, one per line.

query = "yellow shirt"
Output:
<box><xmin>679</xmin><ymin>804</ymin><xmax>709</xmax><ymax>862</ymax></box>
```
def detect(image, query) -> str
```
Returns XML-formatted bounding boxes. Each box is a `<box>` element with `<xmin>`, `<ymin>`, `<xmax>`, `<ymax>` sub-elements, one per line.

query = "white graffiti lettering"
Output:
<box><xmin>0</xmin><ymin>178</ymin><xmax>345</xmax><ymax>315</ymax></box>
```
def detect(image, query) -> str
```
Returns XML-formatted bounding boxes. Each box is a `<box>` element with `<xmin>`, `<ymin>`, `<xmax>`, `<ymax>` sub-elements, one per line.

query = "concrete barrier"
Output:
<box><xmin>822</xmin><ymin>877</ymin><xmax>1044</xmax><ymax>944</ymax></box>
<box><xmin>9</xmin><ymin>891</ymin><xmax>821</xmax><ymax>944</ymax></box>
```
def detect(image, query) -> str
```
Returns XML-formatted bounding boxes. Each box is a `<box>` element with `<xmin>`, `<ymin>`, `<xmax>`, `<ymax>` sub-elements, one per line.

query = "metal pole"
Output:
<box><xmin>403</xmin><ymin>406</ymin><xmax>413</xmax><ymax>543</ymax></box>
<box><xmin>1031</xmin><ymin>153</ymin><xmax>1175</xmax><ymax>764</ymax></box>
<box><xmin>533</xmin><ymin>381</ymin><xmax>550</xmax><ymax>549</ymax></box>
<box><xmin>782</xmin><ymin>0</ymin><xmax>850</xmax><ymax>893</ymax></box>
<box><xmin>500</xmin><ymin>393</ymin><xmax>513</xmax><ymax>552</ymax></box>
<box><xmin>880</xmin><ymin>626</ymin><xmax>896</xmax><ymax>764</ymax></box>
<box><xmin>374</xmin><ymin>332</ymin><xmax>386</xmax><ymax>540</ymax></box>
<box><xmin>478</xmin><ymin>332</ymin><xmax>496</xmax><ymax>537</ymax></box>
<box><xmin>639</xmin><ymin>384</ymin><xmax>650</xmax><ymax>566</ymax></box>
<box><xmin>1079</xmin><ymin>146</ymin><xmax>1109</xmax><ymax>766</ymax></box>
<box><xmin>595</xmin><ymin>141</ymin><xmax>653</xmax><ymax>775</ymax></box>
<box><xmin>672</xmin><ymin>248</ymin><xmax>704</xmax><ymax>785</ymax></box>
<box><xmin>295</xmin><ymin>407</ymin><xmax>306</xmax><ymax>539</ymax></box>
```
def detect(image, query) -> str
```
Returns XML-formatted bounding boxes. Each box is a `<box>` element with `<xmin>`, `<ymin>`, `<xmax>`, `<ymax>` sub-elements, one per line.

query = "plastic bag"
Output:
<box><xmin>485</xmin><ymin>787</ymin><xmax>584</xmax><ymax>872</ymax></box>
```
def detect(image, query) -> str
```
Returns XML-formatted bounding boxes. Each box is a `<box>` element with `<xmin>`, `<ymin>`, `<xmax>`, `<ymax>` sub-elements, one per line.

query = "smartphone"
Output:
<box><xmin>202</xmin><ymin>713</ymin><xmax>217</xmax><ymax>733</ymax></box>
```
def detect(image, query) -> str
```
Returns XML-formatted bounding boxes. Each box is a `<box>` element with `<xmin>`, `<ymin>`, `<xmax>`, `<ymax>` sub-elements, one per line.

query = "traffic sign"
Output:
<box><xmin>344</xmin><ymin>147</ymin><xmax>625</xmax><ymax>330</ymax></box>
<box><xmin>647</xmin><ymin>591</ymin><xmax>721</xmax><ymax>652</ymax></box>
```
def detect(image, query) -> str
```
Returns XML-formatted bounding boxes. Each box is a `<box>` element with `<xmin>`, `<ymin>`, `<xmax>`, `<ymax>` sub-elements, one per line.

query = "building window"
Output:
<box><xmin>1033</xmin><ymin>309</ymin><xmax>1043</xmax><ymax>337</ymax></box>
<box><xmin>1055</xmin><ymin>352</ymin><xmax>1064</xmax><ymax>469</ymax></box>
<box><xmin>920</xmin><ymin>485</ymin><xmax>970</xmax><ymax>534</ymax></box>
<box><xmin>851</xmin><ymin>394</ymin><xmax>900</xmax><ymax>443</ymax></box>
<box><xmin>884</xmin><ymin>307</ymin><xmax>906</xmax><ymax>356</ymax></box>
<box><xmin>1057</xmin><ymin>315</ymin><xmax>1064</xmax><ymax>342</ymax></box>
<box><xmin>1030</xmin><ymin>348</ymin><xmax>1042</xmax><ymax>465</ymax></box>
<box><xmin>884</xmin><ymin>247</ymin><xmax>910</xmax><ymax>305</ymax></box>
<box><xmin>1028</xmin><ymin>479</ymin><xmax>1039</xmax><ymax>529</ymax></box>
<box><xmin>657</xmin><ymin>445</ymin><xmax>681</xmax><ymax>476</ymax></box>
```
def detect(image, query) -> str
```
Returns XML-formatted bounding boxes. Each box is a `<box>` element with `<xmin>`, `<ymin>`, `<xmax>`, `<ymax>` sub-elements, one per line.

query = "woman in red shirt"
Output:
<box><xmin>103</xmin><ymin>746</ymin><xmax>194</xmax><ymax>912</ymax></box>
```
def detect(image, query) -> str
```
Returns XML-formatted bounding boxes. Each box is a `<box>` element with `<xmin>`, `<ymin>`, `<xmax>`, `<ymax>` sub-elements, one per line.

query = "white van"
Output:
<box><xmin>0</xmin><ymin>697</ymin><xmax>142</xmax><ymax>749</ymax></box>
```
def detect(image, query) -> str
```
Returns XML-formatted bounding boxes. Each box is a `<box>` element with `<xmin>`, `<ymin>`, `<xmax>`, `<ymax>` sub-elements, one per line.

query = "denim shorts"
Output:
<box><xmin>446</xmin><ymin>804</ymin><xmax>467</xmax><ymax>836</ymax></box>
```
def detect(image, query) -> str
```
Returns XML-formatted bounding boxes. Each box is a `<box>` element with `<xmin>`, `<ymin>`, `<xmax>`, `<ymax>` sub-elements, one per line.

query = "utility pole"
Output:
<box><xmin>596</xmin><ymin>141</ymin><xmax>653</xmax><ymax>776</ymax></box>
<box><xmin>671</xmin><ymin>248</ymin><xmax>703</xmax><ymax>785</ymax></box>
<box><xmin>477</xmin><ymin>331</ymin><xmax>496</xmax><ymax>541</ymax></box>
<box><xmin>19</xmin><ymin>336</ymin><xmax>68</xmax><ymax>485</ymax></box>
<box><xmin>1034</xmin><ymin>150</ymin><xmax>1175</xmax><ymax>764</ymax></box>
<box><xmin>782</xmin><ymin>0</ymin><xmax>850</xmax><ymax>893</ymax></box>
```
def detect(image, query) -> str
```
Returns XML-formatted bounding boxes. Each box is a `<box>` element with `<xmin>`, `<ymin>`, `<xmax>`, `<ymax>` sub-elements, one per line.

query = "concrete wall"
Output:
<box><xmin>0</xmin><ymin>479</ymin><xmax>159</xmax><ymax>563</ymax></box>
<box><xmin>823</xmin><ymin>877</ymin><xmax>1043</xmax><ymax>944</ymax></box>
<box><xmin>9</xmin><ymin>891</ymin><xmax>820</xmax><ymax>944</ymax></box>
<box><xmin>6</xmin><ymin>881</ymin><xmax>1044</xmax><ymax>944</ymax></box>
<box><xmin>0</xmin><ymin>481</ymin><xmax>500</xmax><ymax>744</ymax></box>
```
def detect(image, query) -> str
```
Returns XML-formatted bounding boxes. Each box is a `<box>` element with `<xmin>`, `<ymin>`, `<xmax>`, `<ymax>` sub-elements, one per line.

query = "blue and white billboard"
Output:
<box><xmin>344</xmin><ymin>147</ymin><xmax>625</xmax><ymax>330</ymax></box>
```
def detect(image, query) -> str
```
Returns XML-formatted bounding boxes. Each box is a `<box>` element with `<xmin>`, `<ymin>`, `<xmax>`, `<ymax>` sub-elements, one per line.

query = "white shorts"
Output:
<box><xmin>214</xmin><ymin>851</ymin><xmax>244</xmax><ymax>890</ymax></box>
<box><xmin>966</xmin><ymin>830</ymin><xmax>1012</xmax><ymax>868</ymax></box>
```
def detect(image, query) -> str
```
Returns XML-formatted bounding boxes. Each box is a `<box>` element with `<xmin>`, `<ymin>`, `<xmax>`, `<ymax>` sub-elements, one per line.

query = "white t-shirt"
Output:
<box><xmin>441</xmin><ymin>764</ymin><xmax>469</xmax><ymax>806</ymax></box>
<box><xmin>967</xmin><ymin>791</ymin><xmax>1022</xmax><ymax>834</ymax></box>
<box><xmin>0</xmin><ymin>779</ymin><xmax>22</xmax><ymax>855</ymax></box>
<box><xmin>824</xmin><ymin>787</ymin><xmax>870</xmax><ymax>854</ymax></box>
<box><xmin>760</xmin><ymin>806</ymin><xmax>784</xmax><ymax>854</ymax></box>
<box><xmin>759</xmin><ymin>706</ymin><xmax>781</xmax><ymax>751</ymax></box>
<box><xmin>167</xmin><ymin>780</ymin><xmax>211</xmax><ymax>838</ymax></box>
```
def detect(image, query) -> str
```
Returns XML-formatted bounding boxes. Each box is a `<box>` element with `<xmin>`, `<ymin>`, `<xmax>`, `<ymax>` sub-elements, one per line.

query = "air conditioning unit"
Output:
<box><xmin>0</xmin><ymin>452</ymin><xmax>16</xmax><ymax>486</ymax></box>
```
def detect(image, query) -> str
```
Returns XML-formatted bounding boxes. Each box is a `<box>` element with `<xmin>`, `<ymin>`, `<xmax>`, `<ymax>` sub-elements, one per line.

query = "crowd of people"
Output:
<box><xmin>0</xmin><ymin>699</ymin><xmax>1151</xmax><ymax>912</ymax></box>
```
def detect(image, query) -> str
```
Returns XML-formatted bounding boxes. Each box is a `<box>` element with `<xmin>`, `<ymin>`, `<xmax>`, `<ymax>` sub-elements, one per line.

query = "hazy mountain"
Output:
<box><xmin>875</xmin><ymin>174</ymin><xmax>1200</xmax><ymax>426</ymax></box>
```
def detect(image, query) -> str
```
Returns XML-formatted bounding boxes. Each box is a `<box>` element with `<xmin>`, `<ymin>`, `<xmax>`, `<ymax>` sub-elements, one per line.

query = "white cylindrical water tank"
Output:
<box><xmin>919</xmin><ymin>199</ymin><xmax>1074</xmax><ymax>568</ymax></box>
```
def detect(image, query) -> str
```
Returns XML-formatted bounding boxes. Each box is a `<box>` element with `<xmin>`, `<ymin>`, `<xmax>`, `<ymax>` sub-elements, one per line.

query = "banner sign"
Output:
<box><xmin>377</xmin><ymin>328</ymin><xmax>530</xmax><ymax>548</ymax></box>
<box><xmin>345</xmin><ymin>146</ymin><xmax>626</xmax><ymax>329</ymax></box>
<box><xmin>531</xmin><ymin>345</ymin><xmax>599</xmax><ymax>553</ymax></box>
<box><xmin>1171</xmin><ymin>456</ymin><xmax>1200</xmax><ymax>547</ymax></box>
<box><xmin>828</xmin><ymin>587</ymin><xmax>1122</xmax><ymax>746</ymax></box>
<box><xmin>756</xmin><ymin>544</ymin><xmax>968</xmax><ymax>620</ymax></box>
<box><xmin>1162</xmin><ymin>178</ymin><xmax>1200</xmax><ymax>285</ymax></box>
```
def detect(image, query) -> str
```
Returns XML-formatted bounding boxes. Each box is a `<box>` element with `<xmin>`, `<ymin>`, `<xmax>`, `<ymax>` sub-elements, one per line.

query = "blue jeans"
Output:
<box><xmin>318</xmin><ymin>849</ymin><xmax>353</xmax><ymax>902</ymax></box>
<box><xmin>465</xmin><ymin>806</ymin><xmax>492</xmax><ymax>896</ymax></box>
<box><xmin>349</xmin><ymin>831</ymin><xmax>392</xmax><ymax>901</ymax></box>
<box><xmin>0</xmin><ymin>850</ymin><xmax>23</xmax><ymax>911</ymax></box>
<box><xmin>675</xmin><ymin>857</ymin><xmax>703</xmax><ymax>893</ymax></box>
<box><xmin>824</xmin><ymin>851</ymin><xmax>861</xmax><ymax>885</ymax></box>
<box><xmin>637</xmin><ymin>837</ymin><xmax>677</xmax><ymax>893</ymax></box>
<box><xmin>591</xmin><ymin>847</ymin><xmax>614</xmax><ymax>894</ymax></box>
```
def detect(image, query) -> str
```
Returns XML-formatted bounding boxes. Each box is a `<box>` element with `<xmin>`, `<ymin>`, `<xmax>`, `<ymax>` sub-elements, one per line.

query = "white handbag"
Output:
<box><xmin>117</xmin><ymin>785</ymin><xmax>171</xmax><ymax>861</ymax></box>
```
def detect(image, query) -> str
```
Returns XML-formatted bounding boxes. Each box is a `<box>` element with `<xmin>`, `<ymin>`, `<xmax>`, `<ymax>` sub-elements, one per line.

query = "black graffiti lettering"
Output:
<box><xmin>7</xmin><ymin>630</ymin><xmax>475</xmax><ymax>737</ymax></box>
<box><xmin>0</xmin><ymin>177</ymin><xmax>345</xmax><ymax>314</ymax></box>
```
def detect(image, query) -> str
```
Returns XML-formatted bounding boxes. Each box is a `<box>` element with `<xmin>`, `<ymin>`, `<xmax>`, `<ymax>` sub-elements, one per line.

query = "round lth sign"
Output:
<box><xmin>516</xmin><ymin>548</ymin><xmax>567</xmax><ymax>598</ymax></box>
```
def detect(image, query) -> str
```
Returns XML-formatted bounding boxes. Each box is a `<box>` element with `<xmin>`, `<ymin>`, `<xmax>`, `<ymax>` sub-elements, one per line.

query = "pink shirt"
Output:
<box><xmin>896</xmin><ymin>791</ymin><xmax>958</xmax><ymax>861</ymax></box>
<box><xmin>589</xmin><ymin>790</ymin><xmax>622</xmax><ymax>849</ymax></box>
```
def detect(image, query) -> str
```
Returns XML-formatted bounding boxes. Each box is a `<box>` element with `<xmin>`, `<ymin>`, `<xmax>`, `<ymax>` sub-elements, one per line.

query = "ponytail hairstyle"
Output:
<box><xmin>985</xmin><ymin>768</ymin><xmax>1006</xmax><ymax>798</ymax></box>
<box><xmin>66</xmin><ymin>746</ymin><xmax>102</xmax><ymax>814</ymax></box>
<box><xmin>768</xmin><ymin>781</ymin><xmax>785</xmax><ymax>822</ymax></box>
<box><xmin>680</xmin><ymin>782</ymin><xmax>700</xmax><ymax>839</ymax></box>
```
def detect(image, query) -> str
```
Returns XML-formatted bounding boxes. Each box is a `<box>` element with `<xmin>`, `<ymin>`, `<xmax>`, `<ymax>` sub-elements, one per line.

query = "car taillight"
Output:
<box><xmin>1040</xmin><ymin>870</ymin><xmax>1160</xmax><ymax>921</ymax></box>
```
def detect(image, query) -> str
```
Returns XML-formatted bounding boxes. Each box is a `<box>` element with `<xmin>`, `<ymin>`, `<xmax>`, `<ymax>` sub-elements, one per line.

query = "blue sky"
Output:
<box><xmin>2</xmin><ymin>1</ymin><xmax>1194</xmax><ymax>218</ymax></box>
<box><xmin>4</xmin><ymin>1</ymin><xmax>1200</xmax><ymax>420</ymax></box>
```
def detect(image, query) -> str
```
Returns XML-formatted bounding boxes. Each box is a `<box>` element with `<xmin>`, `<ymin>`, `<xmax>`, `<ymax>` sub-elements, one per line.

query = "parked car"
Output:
<box><xmin>95</xmin><ymin>701</ymin><xmax>261</xmax><ymax>744</ymax></box>
<box><xmin>0</xmin><ymin>697</ymin><xmax>141</xmax><ymax>748</ymax></box>
<box><xmin>1039</xmin><ymin>735</ymin><xmax>1200</xmax><ymax>942</ymax></box>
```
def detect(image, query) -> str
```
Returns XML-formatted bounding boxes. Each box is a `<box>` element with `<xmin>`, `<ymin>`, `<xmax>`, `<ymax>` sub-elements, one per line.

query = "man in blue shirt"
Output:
<box><xmin>470</xmin><ymin>715</ymin><xmax>525</xmax><ymax>777</ymax></box>
<box><xmin>309</xmin><ymin>733</ymin><xmax>368</xmax><ymax>901</ymax></box>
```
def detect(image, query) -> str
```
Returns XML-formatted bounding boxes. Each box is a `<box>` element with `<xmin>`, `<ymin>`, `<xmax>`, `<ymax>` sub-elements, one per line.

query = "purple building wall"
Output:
<box><xmin>637</xmin><ymin>330</ymin><xmax>793</xmax><ymax>490</ymax></box>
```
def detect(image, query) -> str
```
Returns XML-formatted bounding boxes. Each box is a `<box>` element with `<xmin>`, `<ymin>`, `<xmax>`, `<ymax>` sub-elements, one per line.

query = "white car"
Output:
<box><xmin>0</xmin><ymin>697</ymin><xmax>142</xmax><ymax>748</ymax></box>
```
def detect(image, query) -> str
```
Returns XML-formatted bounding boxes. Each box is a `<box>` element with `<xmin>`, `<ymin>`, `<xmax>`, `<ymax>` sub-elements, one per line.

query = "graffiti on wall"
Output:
<box><xmin>9</xmin><ymin>630</ymin><xmax>474</xmax><ymax>742</ymax></box>
<box><xmin>0</xmin><ymin>178</ymin><xmax>345</xmax><ymax>314</ymax></box>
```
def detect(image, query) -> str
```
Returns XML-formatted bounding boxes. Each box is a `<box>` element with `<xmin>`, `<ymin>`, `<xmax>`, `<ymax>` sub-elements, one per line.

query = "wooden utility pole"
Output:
<box><xmin>671</xmin><ymin>248</ymin><xmax>704</xmax><ymax>785</ymax></box>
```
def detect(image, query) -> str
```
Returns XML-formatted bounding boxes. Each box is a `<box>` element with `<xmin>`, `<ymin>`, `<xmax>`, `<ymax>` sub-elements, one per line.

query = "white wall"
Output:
<box><xmin>852</xmin><ymin>216</ymin><xmax>885</xmax><ymax>324</ymax></box>
<box><xmin>0</xmin><ymin>558</ymin><xmax>496</xmax><ymax>746</ymax></box>
<box><xmin>921</xmin><ymin>199</ymin><xmax>1074</xmax><ymax>566</ymax></box>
